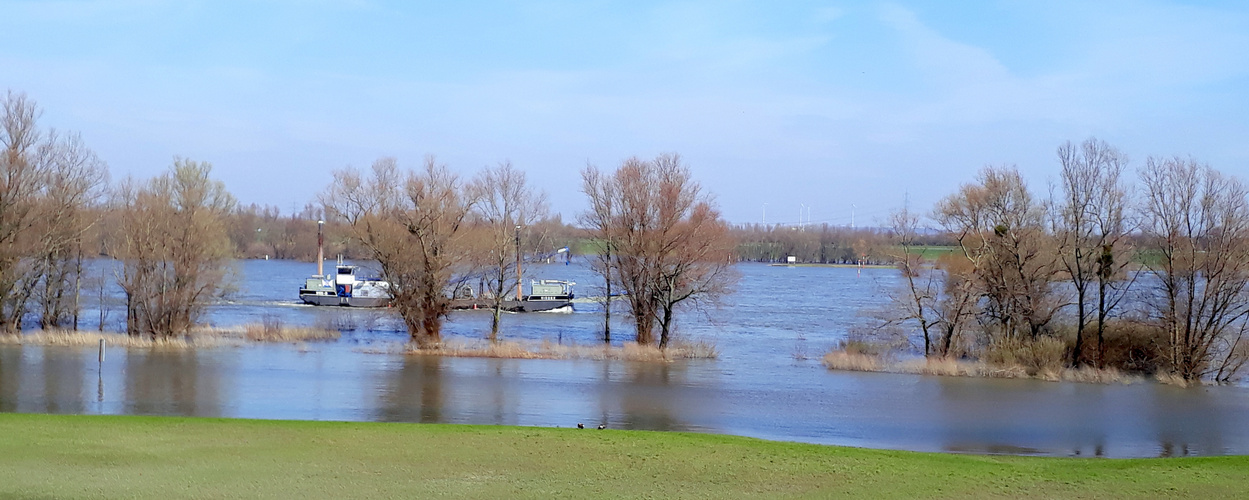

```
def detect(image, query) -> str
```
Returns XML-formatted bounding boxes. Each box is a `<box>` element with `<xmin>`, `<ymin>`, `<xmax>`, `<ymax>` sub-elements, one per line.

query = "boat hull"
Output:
<box><xmin>450</xmin><ymin>298</ymin><xmax>573</xmax><ymax>312</ymax></box>
<box><xmin>299</xmin><ymin>290</ymin><xmax>390</xmax><ymax>308</ymax></box>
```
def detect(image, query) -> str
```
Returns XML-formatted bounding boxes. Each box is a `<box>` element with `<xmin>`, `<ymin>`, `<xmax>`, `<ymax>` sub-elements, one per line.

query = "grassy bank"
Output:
<box><xmin>1</xmin><ymin>414</ymin><xmax>1246</xmax><ymax>499</ymax></box>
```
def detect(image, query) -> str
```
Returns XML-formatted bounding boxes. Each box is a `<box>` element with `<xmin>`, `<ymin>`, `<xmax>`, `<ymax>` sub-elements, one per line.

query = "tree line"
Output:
<box><xmin>882</xmin><ymin>138</ymin><xmax>1249</xmax><ymax>383</ymax></box>
<box><xmin>1</xmin><ymin>92</ymin><xmax>738</xmax><ymax>350</ymax></box>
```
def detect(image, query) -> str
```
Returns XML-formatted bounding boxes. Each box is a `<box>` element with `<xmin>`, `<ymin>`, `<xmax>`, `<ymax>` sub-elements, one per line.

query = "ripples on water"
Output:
<box><xmin>2</xmin><ymin>259</ymin><xmax>1248</xmax><ymax>458</ymax></box>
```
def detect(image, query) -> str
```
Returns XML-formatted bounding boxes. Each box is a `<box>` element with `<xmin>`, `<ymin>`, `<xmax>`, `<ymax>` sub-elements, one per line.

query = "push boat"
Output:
<box><xmin>450</xmin><ymin>279</ymin><xmax>575</xmax><ymax>312</ymax></box>
<box><xmin>299</xmin><ymin>260</ymin><xmax>392</xmax><ymax>307</ymax></box>
<box><xmin>298</xmin><ymin>220</ymin><xmax>391</xmax><ymax>307</ymax></box>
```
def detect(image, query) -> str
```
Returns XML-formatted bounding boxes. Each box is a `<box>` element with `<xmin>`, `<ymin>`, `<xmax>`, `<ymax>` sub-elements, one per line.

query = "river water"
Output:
<box><xmin>2</xmin><ymin>259</ymin><xmax>1248</xmax><ymax>458</ymax></box>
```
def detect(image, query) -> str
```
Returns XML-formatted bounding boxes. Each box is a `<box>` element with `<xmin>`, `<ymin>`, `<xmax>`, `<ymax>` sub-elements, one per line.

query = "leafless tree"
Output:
<box><xmin>0</xmin><ymin>91</ymin><xmax>46</xmax><ymax>332</ymax></box>
<box><xmin>116</xmin><ymin>159</ymin><xmax>235</xmax><ymax>338</ymax></box>
<box><xmin>0</xmin><ymin>91</ymin><xmax>108</xmax><ymax>332</ymax></box>
<box><xmin>581</xmin><ymin>154</ymin><xmax>738</xmax><ymax>348</ymax></box>
<box><xmin>469</xmin><ymin>161</ymin><xmax>548</xmax><ymax>343</ymax></box>
<box><xmin>323</xmin><ymin>157</ymin><xmax>477</xmax><ymax>345</ymax></box>
<box><xmin>1053</xmin><ymin>138</ymin><xmax>1133</xmax><ymax>366</ymax></box>
<box><xmin>580</xmin><ymin>164</ymin><xmax>616</xmax><ymax>343</ymax></box>
<box><xmin>1139</xmin><ymin>157</ymin><xmax>1249</xmax><ymax>382</ymax></box>
<box><xmin>936</xmin><ymin>166</ymin><xmax>1063</xmax><ymax>343</ymax></box>
<box><xmin>884</xmin><ymin>206</ymin><xmax>939</xmax><ymax>356</ymax></box>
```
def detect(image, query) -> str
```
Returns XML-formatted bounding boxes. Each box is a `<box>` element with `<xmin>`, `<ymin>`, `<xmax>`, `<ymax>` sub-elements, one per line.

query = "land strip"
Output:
<box><xmin>0</xmin><ymin>413</ymin><xmax>1245</xmax><ymax>499</ymax></box>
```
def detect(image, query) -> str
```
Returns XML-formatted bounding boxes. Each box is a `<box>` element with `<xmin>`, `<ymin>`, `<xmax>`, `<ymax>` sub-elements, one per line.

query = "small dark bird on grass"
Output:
<box><xmin>577</xmin><ymin>423</ymin><xmax>584</xmax><ymax>429</ymax></box>
<box><xmin>597</xmin><ymin>424</ymin><xmax>606</xmax><ymax>430</ymax></box>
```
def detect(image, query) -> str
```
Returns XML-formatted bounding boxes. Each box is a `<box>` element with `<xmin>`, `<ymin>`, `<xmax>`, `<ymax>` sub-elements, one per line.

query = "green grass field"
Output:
<box><xmin>1</xmin><ymin>414</ymin><xmax>1246</xmax><ymax>499</ymax></box>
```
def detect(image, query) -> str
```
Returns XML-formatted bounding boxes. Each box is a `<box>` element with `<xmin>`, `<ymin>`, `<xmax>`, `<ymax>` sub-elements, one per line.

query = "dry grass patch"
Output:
<box><xmin>405</xmin><ymin>339</ymin><xmax>717</xmax><ymax>362</ymax></box>
<box><xmin>241</xmin><ymin>324</ymin><xmax>340</xmax><ymax>342</ymax></box>
<box><xmin>821</xmin><ymin>350</ymin><xmax>882</xmax><ymax>372</ymax></box>
<box><xmin>0</xmin><ymin>330</ymin><xmax>241</xmax><ymax>349</ymax></box>
<box><xmin>824</xmin><ymin>348</ymin><xmax>1138</xmax><ymax>384</ymax></box>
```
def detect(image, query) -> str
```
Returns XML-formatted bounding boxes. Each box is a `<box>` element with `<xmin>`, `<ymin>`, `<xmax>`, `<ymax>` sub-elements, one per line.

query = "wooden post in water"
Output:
<box><xmin>98</xmin><ymin>338</ymin><xmax>105</xmax><ymax>365</ymax></box>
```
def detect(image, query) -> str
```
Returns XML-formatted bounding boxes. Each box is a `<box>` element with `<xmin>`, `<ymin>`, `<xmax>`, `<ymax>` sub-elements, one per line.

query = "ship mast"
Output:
<box><xmin>317</xmin><ymin>220</ymin><xmax>325</xmax><ymax>277</ymax></box>
<box><xmin>515</xmin><ymin>225</ymin><xmax>523</xmax><ymax>300</ymax></box>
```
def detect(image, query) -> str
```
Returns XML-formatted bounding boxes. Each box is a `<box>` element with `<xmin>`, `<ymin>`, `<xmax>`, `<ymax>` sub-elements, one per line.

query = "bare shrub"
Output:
<box><xmin>1096</xmin><ymin>320</ymin><xmax>1168</xmax><ymax>375</ymax></box>
<box><xmin>981</xmin><ymin>337</ymin><xmax>1067</xmax><ymax>376</ymax></box>
<box><xmin>821</xmin><ymin>350</ymin><xmax>882</xmax><ymax>372</ymax></box>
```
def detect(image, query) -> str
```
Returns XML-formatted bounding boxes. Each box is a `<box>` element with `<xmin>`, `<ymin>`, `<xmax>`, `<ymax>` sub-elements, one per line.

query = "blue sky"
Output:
<box><xmin>4</xmin><ymin>0</ymin><xmax>1248</xmax><ymax>226</ymax></box>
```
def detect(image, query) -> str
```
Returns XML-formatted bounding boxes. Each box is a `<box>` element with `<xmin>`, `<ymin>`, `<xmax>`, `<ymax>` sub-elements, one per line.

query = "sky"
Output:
<box><xmin>3</xmin><ymin>0</ymin><xmax>1248</xmax><ymax>227</ymax></box>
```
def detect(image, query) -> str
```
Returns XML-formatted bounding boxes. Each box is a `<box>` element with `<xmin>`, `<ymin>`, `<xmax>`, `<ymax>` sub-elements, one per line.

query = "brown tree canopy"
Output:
<box><xmin>323</xmin><ymin>156</ymin><xmax>477</xmax><ymax>344</ymax></box>
<box><xmin>0</xmin><ymin>91</ymin><xmax>107</xmax><ymax>332</ymax></box>
<box><xmin>116</xmin><ymin>158</ymin><xmax>235</xmax><ymax>338</ymax></box>
<box><xmin>936</xmin><ymin>165</ymin><xmax>1063</xmax><ymax>343</ymax></box>
<box><xmin>581</xmin><ymin>153</ymin><xmax>738</xmax><ymax>348</ymax></box>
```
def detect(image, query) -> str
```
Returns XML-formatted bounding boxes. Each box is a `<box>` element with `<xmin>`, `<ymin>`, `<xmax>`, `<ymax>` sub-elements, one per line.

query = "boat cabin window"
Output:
<box><xmin>337</xmin><ymin>267</ymin><xmax>353</xmax><ymax>275</ymax></box>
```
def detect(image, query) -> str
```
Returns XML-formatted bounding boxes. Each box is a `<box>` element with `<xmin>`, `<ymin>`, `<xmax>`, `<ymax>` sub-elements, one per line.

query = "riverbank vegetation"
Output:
<box><xmin>403</xmin><ymin>338</ymin><xmax>718</xmax><ymax>361</ymax></box>
<box><xmin>0</xmin><ymin>324</ymin><xmax>341</xmax><ymax>348</ymax></box>
<box><xmin>2</xmin><ymin>413</ymin><xmax>1245</xmax><ymax>499</ymax></box>
<box><xmin>842</xmin><ymin>138</ymin><xmax>1249</xmax><ymax>385</ymax></box>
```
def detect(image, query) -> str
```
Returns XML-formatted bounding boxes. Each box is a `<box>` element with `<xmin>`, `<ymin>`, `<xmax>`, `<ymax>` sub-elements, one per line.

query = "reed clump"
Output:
<box><xmin>405</xmin><ymin>339</ymin><xmax>718</xmax><ymax>362</ymax></box>
<box><xmin>239</xmin><ymin>316</ymin><xmax>340</xmax><ymax>342</ymax></box>
<box><xmin>823</xmin><ymin>346</ymin><xmax>1139</xmax><ymax>385</ymax></box>
<box><xmin>0</xmin><ymin>330</ymin><xmax>241</xmax><ymax>349</ymax></box>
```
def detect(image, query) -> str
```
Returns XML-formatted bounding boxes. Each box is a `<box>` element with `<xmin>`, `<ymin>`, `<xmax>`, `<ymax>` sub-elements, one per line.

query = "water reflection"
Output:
<box><xmin>4</xmin><ymin>344</ymin><xmax>1249</xmax><ymax>457</ymax></box>
<box><xmin>4</xmin><ymin>262</ymin><xmax>1249</xmax><ymax>457</ymax></box>
<box><xmin>614</xmin><ymin>362</ymin><xmax>692</xmax><ymax>431</ymax></box>
<box><xmin>122</xmin><ymin>350</ymin><xmax>224</xmax><ymax>417</ymax></box>
<box><xmin>376</xmin><ymin>356</ymin><xmax>445</xmax><ymax>424</ymax></box>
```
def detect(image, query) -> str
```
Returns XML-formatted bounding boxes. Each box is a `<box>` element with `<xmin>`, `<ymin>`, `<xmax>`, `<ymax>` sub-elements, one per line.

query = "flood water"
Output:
<box><xmin>3</xmin><ymin>259</ymin><xmax>1249</xmax><ymax>458</ymax></box>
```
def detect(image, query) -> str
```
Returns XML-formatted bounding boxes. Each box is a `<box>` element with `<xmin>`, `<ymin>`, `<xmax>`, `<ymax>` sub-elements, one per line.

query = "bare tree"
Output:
<box><xmin>1053</xmin><ymin>138</ymin><xmax>1132</xmax><ymax>366</ymax></box>
<box><xmin>0</xmin><ymin>91</ymin><xmax>47</xmax><ymax>332</ymax></box>
<box><xmin>0</xmin><ymin>91</ymin><xmax>108</xmax><ymax>332</ymax></box>
<box><xmin>323</xmin><ymin>157</ymin><xmax>476</xmax><ymax>345</ymax></box>
<box><xmin>116</xmin><ymin>159</ymin><xmax>235</xmax><ymax>338</ymax></box>
<box><xmin>885</xmin><ymin>206</ymin><xmax>939</xmax><ymax>356</ymax></box>
<box><xmin>1139</xmin><ymin>157</ymin><xmax>1249</xmax><ymax>382</ymax></box>
<box><xmin>32</xmin><ymin>131</ymin><xmax>108</xmax><ymax>328</ymax></box>
<box><xmin>936</xmin><ymin>166</ymin><xmax>1063</xmax><ymax>343</ymax></box>
<box><xmin>580</xmin><ymin>164</ymin><xmax>616</xmax><ymax>343</ymax></box>
<box><xmin>469</xmin><ymin>161</ymin><xmax>548</xmax><ymax>343</ymax></box>
<box><xmin>581</xmin><ymin>154</ymin><xmax>738</xmax><ymax>348</ymax></box>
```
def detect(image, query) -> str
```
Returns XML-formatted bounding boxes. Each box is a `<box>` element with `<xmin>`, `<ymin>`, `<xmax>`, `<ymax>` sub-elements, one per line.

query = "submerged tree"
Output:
<box><xmin>1053</xmin><ymin>138</ymin><xmax>1133</xmax><ymax>367</ymax></box>
<box><xmin>881</xmin><ymin>205</ymin><xmax>979</xmax><ymax>358</ymax></box>
<box><xmin>469</xmin><ymin>161</ymin><xmax>548</xmax><ymax>343</ymax></box>
<box><xmin>1139</xmin><ymin>157</ymin><xmax>1249</xmax><ymax>382</ymax></box>
<box><xmin>936</xmin><ymin>166</ymin><xmax>1063</xmax><ymax>344</ymax></box>
<box><xmin>0</xmin><ymin>91</ymin><xmax>108</xmax><ymax>332</ymax></box>
<box><xmin>581</xmin><ymin>154</ymin><xmax>737</xmax><ymax>348</ymax></box>
<box><xmin>883</xmin><ymin>206</ymin><xmax>939</xmax><ymax>356</ymax></box>
<box><xmin>324</xmin><ymin>157</ymin><xmax>476</xmax><ymax>345</ymax></box>
<box><xmin>116</xmin><ymin>159</ymin><xmax>235</xmax><ymax>337</ymax></box>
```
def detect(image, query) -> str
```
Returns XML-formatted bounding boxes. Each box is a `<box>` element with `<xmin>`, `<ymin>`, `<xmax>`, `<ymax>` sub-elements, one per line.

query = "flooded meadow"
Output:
<box><xmin>3</xmin><ymin>259</ymin><xmax>1249</xmax><ymax>458</ymax></box>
